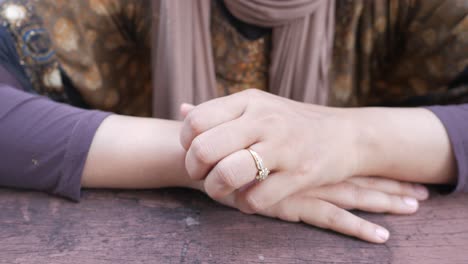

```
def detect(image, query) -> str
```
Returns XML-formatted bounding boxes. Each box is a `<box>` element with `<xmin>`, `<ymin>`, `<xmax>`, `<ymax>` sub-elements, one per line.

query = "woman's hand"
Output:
<box><xmin>180</xmin><ymin>89</ymin><xmax>455</xmax><ymax>213</ymax></box>
<box><xmin>207</xmin><ymin>176</ymin><xmax>429</xmax><ymax>244</ymax></box>
<box><xmin>180</xmin><ymin>89</ymin><xmax>365</xmax><ymax>212</ymax></box>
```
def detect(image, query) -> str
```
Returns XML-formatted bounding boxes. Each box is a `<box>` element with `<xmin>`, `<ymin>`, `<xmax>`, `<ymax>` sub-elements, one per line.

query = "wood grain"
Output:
<box><xmin>0</xmin><ymin>188</ymin><xmax>467</xmax><ymax>264</ymax></box>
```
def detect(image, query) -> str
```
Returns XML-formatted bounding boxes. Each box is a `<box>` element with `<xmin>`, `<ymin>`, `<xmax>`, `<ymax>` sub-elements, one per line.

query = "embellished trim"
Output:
<box><xmin>0</xmin><ymin>0</ymin><xmax>68</xmax><ymax>102</ymax></box>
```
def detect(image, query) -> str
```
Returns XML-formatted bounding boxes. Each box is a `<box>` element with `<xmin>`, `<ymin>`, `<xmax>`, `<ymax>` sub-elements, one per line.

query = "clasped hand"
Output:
<box><xmin>180</xmin><ymin>89</ymin><xmax>428</xmax><ymax>243</ymax></box>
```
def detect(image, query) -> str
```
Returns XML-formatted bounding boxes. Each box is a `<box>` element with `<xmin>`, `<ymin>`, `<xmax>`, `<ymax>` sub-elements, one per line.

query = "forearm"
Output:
<box><xmin>353</xmin><ymin>107</ymin><xmax>456</xmax><ymax>184</ymax></box>
<box><xmin>81</xmin><ymin>115</ymin><xmax>202</xmax><ymax>190</ymax></box>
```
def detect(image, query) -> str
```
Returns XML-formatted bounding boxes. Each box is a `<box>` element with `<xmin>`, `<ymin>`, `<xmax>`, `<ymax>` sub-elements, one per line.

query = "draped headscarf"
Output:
<box><xmin>152</xmin><ymin>0</ymin><xmax>335</xmax><ymax>119</ymax></box>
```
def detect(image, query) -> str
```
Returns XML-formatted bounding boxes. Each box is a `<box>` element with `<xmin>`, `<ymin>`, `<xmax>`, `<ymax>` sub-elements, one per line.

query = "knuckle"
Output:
<box><xmin>294</xmin><ymin>153</ymin><xmax>323</xmax><ymax>183</ymax></box>
<box><xmin>401</xmin><ymin>183</ymin><xmax>414</xmax><ymax>195</ymax></box>
<box><xmin>355</xmin><ymin>219</ymin><xmax>368</xmax><ymax>239</ymax></box>
<box><xmin>364</xmin><ymin>177</ymin><xmax>379</xmax><ymax>188</ymax></box>
<box><xmin>386</xmin><ymin>196</ymin><xmax>398</xmax><ymax>211</ymax></box>
<box><xmin>244</xmin><ymin>88</ymin><xmax>263</xmax><ymax>98</ymax></box>
<box><xmin>259</xmin><ymin>113</ymin><xmax>284</xmax><ymax>126</ymax></box>
<box><xmin>205</xmin><ymin>185</ymin><xmax>223</xmax><ymax>200</ymax></box>
<box><xmin>375</xmin><ymin>195</ymin><xmax>394</xmax><ymax>213</ymax></box>
<box><xmin>275</xmin><ymin>201</ymin><xmax>298</xmax><ymax>222</ymax></box>
<box><xmin>278</xmin><ymin>211</ymin><xmax>299</xmax><ymax>223</ymax></box>
<box><xmin>384</xmin><ymin>197</ymin><xmax>397</xmax><ymax>213</ymax></box>
<box><xmin>215</xmin><ymin>162</ymin><xmax>237</xmax><ymax>189</ymax></box>
<box><xmin>325</xmin><ymin>208</ymin><xmax>344</xmax><ymax>228</ymax></box>
<box><xmin>186</xmin><ymin>111</ymin><xmax>205</xmax><ymax>135</ymax></box>
<box><xmin>234</xmin><ymin>195</ymin><xmax>256</xmax><ymax>215</ymax></box>
<box><xmin>245</xmin><ymin>194</ymin><xmax>265</xmax><ymax>213</ymax></box>
<box><xmin>349</xmin><ymin>184</ymin><xmax>362</xmax><ymax>205</ymax></box>
<box><xmin>294</xmin><ymin>163</ymin><xmax>314</xmax><ymax>184</ymax></box>
<box><xmin>292</xmin><ymin>171</ymin><xmax>308</xmax><ymax>187</ymax></box>
<box><xmin>204</xmin><ymin>180</ymin><xmax>224</xmax><ymax>200</ymax></box>
<box><xmin>243</xmin><ymin>89</ymin><xmax>263</xmax><ymax>109</ymax></box>
<box><xmin>276</xmin><ymin>209</ymin><xmax>291</xmax><ymax>222</ymax></box>
<box><xmin>258</xmin><ymin>113</ymin><xmax>276</xmax><ymax>123</ymax></box>
<box><xmin>338</xmin><ymin>183</ymin><xmax>357</xmax><ymax>208</ymax></box>
<box><xmin>191</xmin><ymin>136</ymin><xmax>213</xmax><ymax>164</ymax></box>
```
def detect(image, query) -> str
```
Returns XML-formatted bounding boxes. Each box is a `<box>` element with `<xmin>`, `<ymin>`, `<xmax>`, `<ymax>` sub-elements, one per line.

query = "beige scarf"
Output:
<box><xmin>152</xmin><ymin>0</ymin><xmax>335</xmax><ymax>119</ymax></box>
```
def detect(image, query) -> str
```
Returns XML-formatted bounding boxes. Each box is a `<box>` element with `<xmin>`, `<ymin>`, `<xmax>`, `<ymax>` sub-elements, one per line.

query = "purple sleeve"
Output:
<box><xmin>0</xmin><ymin>85</ymin><xmax>110</xmax><ymax>201</ymax></box>
<box><xmin>427</xmin><ymin>105</ymin><xmax>468</xmax><ymax>193</ymax></box>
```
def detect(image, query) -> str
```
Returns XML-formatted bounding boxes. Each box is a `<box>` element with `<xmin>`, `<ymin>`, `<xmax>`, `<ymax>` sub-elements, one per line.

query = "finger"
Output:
<box><xmin>347</xmin><ymin>176</ymin><xmax>429</xmax><ymax>200</ymax></box>
<box><xmin>238</xmin><ymin>171</ymin><xmax>304</xmax><ymax>214</ymax></box>
<box><xmin>185</xmin><ymin>118</ymin><xmax>263</xmax><ymax>180</ymax></box>
<box><xmin>298</xmin><ymin>199</ymin><xmax>390</xmax><ymax>244</ymax></box>
<box><xmin>203</xmin><ymin>145</ymin><xmax>277</xmax><ymax>199</ymax></box>
<box><xmin>251</xmin><ymin>194</ymin><xmax>390</xmax><ymax>243</ymax></box>
<box><xmin>180</xmin><ymin>103</ymin><xmax>195</xmax><ymax>118</ymax></box>
<box><xmin>180</xmin><ymin>91</ymin><xmax>252</xmax><ymax>150</ymax></box>
<box><xmin>311</xmin><ymin>182</ymin><xmax>419</xmax><ymax>215</ymax></box>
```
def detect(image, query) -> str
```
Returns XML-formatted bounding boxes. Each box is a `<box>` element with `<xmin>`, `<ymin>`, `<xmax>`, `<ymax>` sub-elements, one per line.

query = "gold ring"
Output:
<box><xmin>247</xmin><ymin>148</ymin><xmax>270</xmax><ymax>181</ymax></box>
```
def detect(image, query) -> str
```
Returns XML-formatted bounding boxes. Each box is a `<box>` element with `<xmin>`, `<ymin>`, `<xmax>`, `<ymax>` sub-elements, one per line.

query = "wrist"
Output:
<box><xmin>347</xmin><ymin>108</ymin><xmax>385</xmax><ymax>177</ymax></box>
<box><xmin>346</xmin><ymin>107</ymin><xmax>456</xmax><ymax>184</ymax></box>
<box><xmin>323</xmin><ymin>107</ymin><xmax>375</xmax><ymax>181</ymax></box>
<box><xmin>161</xmin><ymin>142</ymin><xmax>205</xmax><ymax>192</ymax></box>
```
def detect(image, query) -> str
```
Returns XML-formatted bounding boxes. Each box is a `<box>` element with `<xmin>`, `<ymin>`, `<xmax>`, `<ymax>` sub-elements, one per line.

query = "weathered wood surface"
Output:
<box><xmin>0</xmin><ymin>188</ymin><xmax>467</xmax><ymax>264</ymax></box>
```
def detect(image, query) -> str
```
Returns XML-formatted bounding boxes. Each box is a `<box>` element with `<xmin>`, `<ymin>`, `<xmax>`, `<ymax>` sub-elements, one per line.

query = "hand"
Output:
<box><xmin>210</xmin><ymin>176</ymin><xmax>429</xmax><ymax>244</ymax></box>
<box><xmin>180</xmin><ymin>89</ymin><xmax>365</xmax><ymax>212</ymax></box>
<box><xmin>179</xmin><ymin>102</ymin><xmax>429</xmax><ymax>243</ymax></box>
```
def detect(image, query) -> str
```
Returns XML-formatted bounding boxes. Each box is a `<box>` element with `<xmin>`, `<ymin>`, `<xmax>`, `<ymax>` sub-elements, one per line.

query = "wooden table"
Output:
<box><xmin>1</xmin><ymin>188</ymin><xmax>467</xmax><ymax>264</ymax></box>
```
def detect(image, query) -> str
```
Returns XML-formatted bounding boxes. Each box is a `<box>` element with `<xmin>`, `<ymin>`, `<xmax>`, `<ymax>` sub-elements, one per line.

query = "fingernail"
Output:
<box><xmin>414</xmin><ymin>184</ymin><xmax>429</xmax><ymax>199</ymax></box>
<box><xmin>375</xmin><ymin>227</ymin><xmax>389</xmax><ymax>242</ymax></box>
<box><xmin>403</xmin><ymin>197</ymin><xmax>418</xmax><ymax>208</ymax></box>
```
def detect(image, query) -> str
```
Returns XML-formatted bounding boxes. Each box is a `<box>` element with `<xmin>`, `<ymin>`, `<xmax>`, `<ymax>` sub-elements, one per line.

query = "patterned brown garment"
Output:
<box><xmin>29</xmin><ymin>0</ymin><xmax>272</xmax><ymax>116</ymax></box>
<box><xmin>0</xmin><ymin>0</ymin><xmax>68</xmax><ymax>102</ymax></box>
<box><xmin>1</xmin><ymin>0</ymin><xmax>467</xmax><ymax>116</ymax></box>
<box><xmin>34</xmin><ymin>0</ymin><xmax>153</xmax><ymax>116</ymax></box>
<box><xmin>210</xmin><ymin>1</ymin><xmax>270</xmax><ymax>96</ymax></box>
<box><xmin>330</xmin><ymin>0</ymin><xmax>468</xmax><ymax>107</ymax></box>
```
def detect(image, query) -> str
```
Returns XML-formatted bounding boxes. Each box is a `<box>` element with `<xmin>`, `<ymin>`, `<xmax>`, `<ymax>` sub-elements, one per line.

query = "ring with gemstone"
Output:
<box><xmin>247</xmin><ymin>148</ymin><xmax>270</xmax><ymax>181</ymax></box>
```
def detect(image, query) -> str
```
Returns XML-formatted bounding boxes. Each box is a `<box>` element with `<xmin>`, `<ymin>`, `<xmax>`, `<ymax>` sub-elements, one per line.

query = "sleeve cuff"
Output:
<box><xmin>57</xmin><ymin>111</ymin><xmax>112</xmax><ymax>201</ymax></box>
<box><xmin>426</xmin><ymin>105</ymin><xmax>468</xmax><ymax>193</ymax></box>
